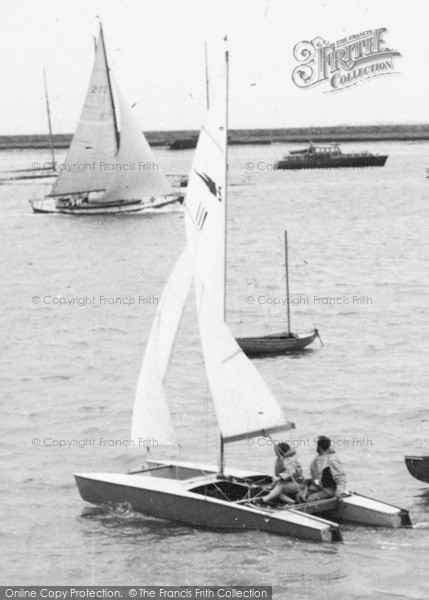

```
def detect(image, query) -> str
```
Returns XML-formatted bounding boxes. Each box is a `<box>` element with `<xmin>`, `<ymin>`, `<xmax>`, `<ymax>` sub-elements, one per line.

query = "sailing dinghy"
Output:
<box><xmin>30</xmin><ymin>25</ymin><xmax>182</xmax><ymax>215</ymax></box>
<box><xmin>75</xmin><ymin>52</ymin><xmax>411</xmax><ymax>542</ymax></box>
<box><xmin>236</xmin><ymin>231</ymin><xmax>319</xmax><ymax>356</ymax></box>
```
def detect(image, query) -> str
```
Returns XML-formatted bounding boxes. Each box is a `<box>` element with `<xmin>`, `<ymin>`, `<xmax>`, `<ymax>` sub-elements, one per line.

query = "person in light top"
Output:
<box><xmin>262</xmin><ymin>442</ymin><xmax>306</xmax><ymax>504</ymax></box>
<box><xmin>306</xmin><ymin>436</ymin><xmax>347</xmax><ymax>501</ymax></box>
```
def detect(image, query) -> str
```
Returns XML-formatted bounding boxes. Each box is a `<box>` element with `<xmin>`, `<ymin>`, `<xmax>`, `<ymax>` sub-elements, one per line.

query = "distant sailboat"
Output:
<box><xmin>30</xmin><ymin>25</ymin><xmax>182</xmax><ymax>214</ymax></box>
<box><xmin>236</xmin><ymin>231</ymin><xmax>319</xmax><ymax>356</ymax></box>
<box><xmin>75</xmin><ymin>51</ymin><xmax>410</xmax><ymax>542</ymax></box>
<box><xmin>1</xmin><ymin>70</ymin><xmax>57</xmax><ymax>182</ymax></box>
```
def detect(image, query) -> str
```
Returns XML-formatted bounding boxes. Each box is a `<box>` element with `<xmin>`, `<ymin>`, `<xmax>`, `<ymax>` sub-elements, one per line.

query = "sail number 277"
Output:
<box><xmin>91</xmin><ymin>85</ymin><xmax>108</xmax><ymax>94</ymax></box>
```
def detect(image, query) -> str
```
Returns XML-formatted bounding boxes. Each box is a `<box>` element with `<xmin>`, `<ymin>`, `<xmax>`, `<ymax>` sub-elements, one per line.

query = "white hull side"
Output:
<box><xmin>30</xmin><ymin>195</ymin><xmax>183</xmax><ymax>215</ymax></box>
<box><xmin>74</xmin><ymin>460</ymin><xmax>411</xmax><ymax>541</ymax></box>
<box><xmin>74</xmin><ymin>470</ymin><xmax>341</xmax><ymax>542</ymax></box>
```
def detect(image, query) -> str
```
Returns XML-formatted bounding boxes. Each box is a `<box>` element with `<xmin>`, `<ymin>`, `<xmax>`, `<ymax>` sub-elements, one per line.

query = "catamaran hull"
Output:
<box><xmin>294</xmin><ymin>495</ymin><xmax>412</xmax><ymax>529</ymax></box>
<box><xmin>29</xmin><ymin>195</ymin><xmax>183</xmax><ymax>215</ymax></box>
<box><xmin>74</xmin><ymin>473</ymin><xmax>341</xmax><ymax>542</ymax></box>
<box><xmin>236</xmin><ymin>330</ymin><xmax>317</xmax><ymax>356</ymax></box>
<box><xmin>74</xmin><ymin>461</ymin><xmax>411</xmax><ymax>541</ymax></box>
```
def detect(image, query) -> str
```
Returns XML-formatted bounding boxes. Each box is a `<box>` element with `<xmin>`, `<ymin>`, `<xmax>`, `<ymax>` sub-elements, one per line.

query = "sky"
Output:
<box><xmin>0</xmin><ymin>0</ymin><xmax>428</xmax><ymax>134</ymax></box>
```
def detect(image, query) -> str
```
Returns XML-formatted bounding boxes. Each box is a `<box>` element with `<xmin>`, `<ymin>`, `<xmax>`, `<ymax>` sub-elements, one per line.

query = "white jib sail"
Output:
<box><xmin>49</xmin><ymin>30</ymin><xmax>118</xmax><ymax>197</ymax></box>
<box><xmin>102</xmin><ymin>86</ymin><xmax>174</xmax><ymax>202</ymax></box>
<box><xmin>131</xmin><ymin>246</ymin><xmax>193</xmax><ymax>447</ymax></box>
<box><xmin>184</xmin><ymin>56</ymin><xmax>294</xmax><ymax>443</ymax></box>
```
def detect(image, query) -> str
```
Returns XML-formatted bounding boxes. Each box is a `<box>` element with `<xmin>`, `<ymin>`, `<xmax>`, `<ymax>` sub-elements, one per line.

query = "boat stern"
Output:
<box><xmin>29</xmin><ymin>197</ymin><xmax>57</xmax><ymax>213</ymax></box>
<box><xmin>335</xmin><ymin>493</ymin><xmax>412</xmax><ymax>529</ymax></box>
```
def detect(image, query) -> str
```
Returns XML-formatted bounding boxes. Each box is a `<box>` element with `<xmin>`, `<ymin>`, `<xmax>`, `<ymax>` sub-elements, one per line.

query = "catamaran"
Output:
<box><xmin>75</xmin><ymin>52</ymin><xmax>411</xmax><ymax>542</ymax></box>
<box><xmin>236</xmin><ymin>231</ymin><xmax>319</xmax><ymax>356</ymax></box>
<box><xmin>30</xmin><ymin>25</ymin><xmax>182</xmax><ymax>215</ymax></box>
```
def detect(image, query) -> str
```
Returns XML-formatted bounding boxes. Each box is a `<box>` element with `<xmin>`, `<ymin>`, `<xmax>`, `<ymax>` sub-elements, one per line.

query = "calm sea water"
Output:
<box><xmin>1</xmin><ymin>142</ymin><xmax>428</xmax><ymax>598</ymax></box>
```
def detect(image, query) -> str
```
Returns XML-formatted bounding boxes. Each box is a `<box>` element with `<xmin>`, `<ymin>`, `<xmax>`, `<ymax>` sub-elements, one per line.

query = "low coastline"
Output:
<box><xmin>2</xmin><ymin>124</ymin><xmax>429</xmax><ymax>150</ymax></box>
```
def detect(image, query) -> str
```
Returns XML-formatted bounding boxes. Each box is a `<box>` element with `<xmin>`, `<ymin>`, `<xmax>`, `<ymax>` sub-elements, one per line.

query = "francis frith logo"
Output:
<box><xmin>292</xmin><ymin>28</ymin><xmax>401</xmax><ymax>93</ymax></box>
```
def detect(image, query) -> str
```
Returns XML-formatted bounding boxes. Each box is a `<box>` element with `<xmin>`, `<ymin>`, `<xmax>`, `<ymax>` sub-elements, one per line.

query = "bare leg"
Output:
<box><xmin>306</xmin><ymin>488</ymin><xmax>335</xmax><ymax>502</ymax></box>
<box><xmin>263</xmin><ymin>481</ymin><xmax>304</xmax><ymax>503</ymax></box>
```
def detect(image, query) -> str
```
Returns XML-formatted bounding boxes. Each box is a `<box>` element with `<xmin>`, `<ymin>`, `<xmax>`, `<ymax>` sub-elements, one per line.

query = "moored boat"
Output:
<box><xmin>275</xmin><ymin>142</ymin><xmax>388</xmax><ymax>170</ymax></box>
<box><xmin>168</xmin><ymin>137</ymin><xmax>198</xmax><ymax>150</ymax></box>
<box><xmin>30</xmin><ymin>25</ymin><xmax>182</xmax><ymax>215</ymax></box>
<box><xmin>236</xmin><ymin>330</ymin><xmax>318</xmax><ymax>356</ymax></box>
<box><xmin>236</xmin><ymin>232</ymin><xmax>319</xmax><ymax>356</ymax></box>
<box><xmin>405</xmin><ymin>455</ymin><xmax>429</xmax><ymax>483</ymax></box>
<box><xmin>2</xmin><ymin>70</ymin><xmax>57</xmax><ymax>183</ymax></box>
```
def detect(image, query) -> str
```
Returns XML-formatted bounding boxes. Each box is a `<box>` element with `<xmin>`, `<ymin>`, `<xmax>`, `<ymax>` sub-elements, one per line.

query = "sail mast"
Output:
<box><xmin>219</xmin><ymin>48</ymin><xmax>229</xmax><ymax>477</ymax></box>
<box><xmin>99</xmin><ymin>23</ymin><xmax>120</xmax><ymax>151</ymax></box>
<box><xmin>223</xmin><ymin>49</ymin><xmax>229</xmax><ymax>323</ymax></box>
<box><xmin>285</xmin><ymin>230</ymin><xmax>291</xmax><ymax>335</ymax></box>
<box><xmin>204</xmin><ymin>42</ymin><xmax>210</xmax><ymax>110</ymax></box>
<box><xmin>43</xmin><ymin>70</ymin><xmax>55</xmax><ymax>169</ymax></box>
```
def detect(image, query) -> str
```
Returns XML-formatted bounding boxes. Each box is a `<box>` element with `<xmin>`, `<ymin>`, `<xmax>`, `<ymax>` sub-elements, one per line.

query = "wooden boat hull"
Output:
<box><xmin>405</xmin><ymin>455</ymin><xmax>429</xmax><ymax>483</ymax></box>
<box><xmin>274</xmin><ymin>155</ymin><xmax>388</xmax><ymax>170</ymax></box>
<box><xmin>236</xmin><ymin>330</ymin><xmax>317</xmax><ymax>356</ymax></box>
<box><xmin>29</xmin><ymin>195</ymin><xmax>183</xmax><ymax>214</ymax></box>
<box><xmin>74</xmin><ymin>460</ymin><xmax>411</xmax><ymax>541</ymax></box>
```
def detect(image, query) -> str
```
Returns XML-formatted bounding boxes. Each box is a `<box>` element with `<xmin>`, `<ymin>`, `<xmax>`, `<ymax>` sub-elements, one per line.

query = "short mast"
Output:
<box><xmin>285</xmin><ymin>231</ymin><xmax>291</xmax><ymax>335</ymax></box>
<box><xmin>99</xmin><ymin>23</ymin><xmax>120</xmax><ymax>151</ymax></box>
<box><xmin>219</xmin><ymin>435</ymin><xmax>225</xmax><ymax>477</ymax></box>
<box><xmin>43</xmin><ymin>70</ymin><xmax>55</xmax><ymax>169</ymax></box>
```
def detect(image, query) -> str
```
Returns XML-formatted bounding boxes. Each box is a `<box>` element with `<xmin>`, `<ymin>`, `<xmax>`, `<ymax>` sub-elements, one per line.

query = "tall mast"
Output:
<box><xmin>285</xmin><ymin>230</ymin><xmax>291</xmax><ymax>335</ymax></box>
<box><xmin>204</xmin><ymin>42</ymin><xmax>210</xmax><ymax>110</ymax></box>
<box><xmin>223</xmin><ymin>49</ymin><xmax>229</xmax><ymax>324</ymax></box>
<box><xmin>99</xmin><ymin>23</ymin><xmax>120</xmax><ymax>151</ymax></box>
<box><xmin>219</xmin><ymin>49</ymin><xmax>229</xmax><ymax>478</ymax></box>
<box><xmin>43</xmin><ymin>70</ymin><xmax>55</xmax><ymax>168</ymax></box>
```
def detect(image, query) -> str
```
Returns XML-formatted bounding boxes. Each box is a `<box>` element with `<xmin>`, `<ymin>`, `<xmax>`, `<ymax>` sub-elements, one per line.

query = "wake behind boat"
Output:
<box><xmin>30</xmin><ymin>25</ymin><xmax>182</xmax><ymax>215</ymax></box>
<box><xmin>75</xmin><ymin>51</ymin><xmax>411</xmax><ymax>542</ymax></box>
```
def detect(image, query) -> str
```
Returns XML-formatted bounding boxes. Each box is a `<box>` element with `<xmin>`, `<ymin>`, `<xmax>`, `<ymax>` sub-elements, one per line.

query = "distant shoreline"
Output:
<box><xmin>1</xmin><ymin>124</ymin><xmax>429</xmax><ymax>150</ymax></box>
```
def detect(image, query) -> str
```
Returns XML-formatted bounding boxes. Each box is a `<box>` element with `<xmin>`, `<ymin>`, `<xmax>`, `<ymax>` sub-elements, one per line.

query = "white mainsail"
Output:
<box><xmin>102</xmin><ymin>87</ymin><xmax>174</xmax><ymax>202</ymax></box>
<box><xmin>131</xmin><ymin>247</ymin><xmax>193</xmax><ymax>447</ymax></box>
<box><xmin>184</xmin><ymin>75</ymin><xmax>227</xmax><ymax>323</ymax></box>
<box><xmin>185</xmin><ymin>55</ymin><xmax>294</xmax><ymax>444</ymax></box>
<box><xmin>49</xmin><ymin>29</ymin><xmax>118</xmax><ymax>197</ymax></box>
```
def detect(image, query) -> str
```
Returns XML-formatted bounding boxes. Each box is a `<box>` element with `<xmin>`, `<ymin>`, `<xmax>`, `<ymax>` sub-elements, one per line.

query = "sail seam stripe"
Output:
<box><xmin>201</xmin><ymin>126</ymin><xmax>223</xmax><ymax>153</ymax></box>
<box><xmin>220</xmin><ymin>349</ymin><xmax>242</xmax><ymax>365</ymax></box>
